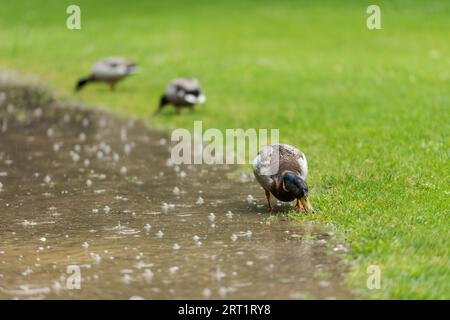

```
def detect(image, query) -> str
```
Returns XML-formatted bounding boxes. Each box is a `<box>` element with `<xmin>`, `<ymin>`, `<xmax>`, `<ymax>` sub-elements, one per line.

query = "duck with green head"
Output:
<box><xmin>253</xmin><ymin>144</ymin><xmax>313</xmax><ymax>212</ymax></box>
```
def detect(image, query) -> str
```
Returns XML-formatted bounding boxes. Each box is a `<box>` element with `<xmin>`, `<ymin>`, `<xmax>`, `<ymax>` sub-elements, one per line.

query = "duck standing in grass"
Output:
<box><xmin>75</xmin><ymin>57</ymin><xmax>138</xmax><ymax>91</ymax></box>
<box><xmin>253</xmin><ymin>144</ymin><xmax>313</xmax><ymax>212</ymax></box>
<box><xmin>155</xmin><ymin>78</ymin><xmax>206</xmax><ymax>114</ymax></box>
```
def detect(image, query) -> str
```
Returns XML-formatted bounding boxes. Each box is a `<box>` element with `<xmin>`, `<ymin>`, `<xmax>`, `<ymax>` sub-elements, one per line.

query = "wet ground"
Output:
<box><xmin>0</xmin><ymin>83</ymin><xmax>351</xmax><ymax>299</ymax></box>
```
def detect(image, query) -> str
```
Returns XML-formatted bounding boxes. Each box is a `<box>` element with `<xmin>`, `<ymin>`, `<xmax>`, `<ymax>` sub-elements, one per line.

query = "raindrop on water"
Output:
<box><xmin>218</xmin><ymin>287</ymin><xmax>227</xmax><ymax>297</ymax></box>
<box><xmin>90</xmin><ymin>253</ymin><xmax>102</xmax><ymax>264</ymax></box>
<box><xmin>82</xmin><ymin>118</ymin><xmax>89</xmax><ymax>127</ymax></box>
<box><xmin>52</xmin><ymin>281</ymin><xmax>62</xmax><ymax>292</ymax></box>
<box><xmin>70</xmin><ymin>151</ymin><xmax>80</xmax><ymax>162</ymax></box>
<box><xmin>161</xmin><ymin>202</ymin><xmax>174</xmax><ymax>213</ymax></box>
<box><xmin>333</xmin><ymin>244</ymin><xmax>348</xmax><ymax>253</ymax></box>
<box><xmin>102</xmin><ymin>143</ymin><xmax>112</xmax><ymax>155</ymax></box>
<box><xmin>165</xmin><ymin>158</ymin><xmax>174</xmax><ymax>167</ymax></box>
<box><xmin>63</xmin><ymin>114</ymin><xmax>71</xmax><ymax>123</ymax></box>
<box><xmin>34</xmin><ymin>108</ymin><xmax>43</xmax><ymax>117</ymax></box>
<box><xmin>22</xmin><ymin>267</ymin><xmax>33</xmax><ymax>276</ymax></box>
<box><xmin>169</xmin><ymin>266</ymin><xmax>179</xmax><ymax>274</ymax></box>
<box><xmin>124</xmin><ymin>144</ymin><xmax>132</xmax><ymax>155</ymax></box>
<box><xmin>22</xmin><ymin>220</ymin><xmax>37</xmax><ymax>226</ymax></box>
<box><xmin>202</xmin><ymin>288</ymin><xmax>212</xmax><ymax>298</ymax></box>
<box><xmin>247</xmin><ymin>194</ymin><xmax>256</xmax><ymax>204</ymax></box>
<box><xmin>120</xmin><ymin>128</ymin><xmax>127</xmax><ymax>142</ymax></box>
<box><xmin>238</xmin><ymin>172</ymin><xmax>250</xmax><ymax>183</ymax></box>
<box><xmin>173</xmin><ymin>187</ymin><xmax>181</xmax><ymax>196</ymax></box>
<box><xmin>121</xmin><ymin>274</ymin><xmax>133</xmax><ymax>284</ymax></box>
<box><xmin>143</xmin><ymin>269</ymin><xmax>154</xmax><ymax>283</ymax></box>
<box><xmin>213</xmin><ymin>267</ymin><xmax>226</xmax><ymax>281</ymax></box>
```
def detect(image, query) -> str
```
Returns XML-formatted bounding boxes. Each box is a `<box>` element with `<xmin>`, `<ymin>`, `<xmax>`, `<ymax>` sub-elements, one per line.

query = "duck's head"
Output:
<box><xmin>126</xmin><ymin>63</ymin><xmax>140</xmax><ymax>74</ymax></box>
<box><xmin>184</xmin><ymin>89</ymin><xmax>206</xmax><ymax>105</ymax></box>
<box><xmin>282</xmin><ymin>171</ymin><xmax>313</xmax><ymax>211</ymax></box>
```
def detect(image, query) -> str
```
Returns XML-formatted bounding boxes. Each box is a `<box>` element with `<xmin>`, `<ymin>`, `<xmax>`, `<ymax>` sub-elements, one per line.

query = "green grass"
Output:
<box><xmin>1</xmin><ymin>0</ymin><xmax>449</xmax><ymax>299</ymax></box>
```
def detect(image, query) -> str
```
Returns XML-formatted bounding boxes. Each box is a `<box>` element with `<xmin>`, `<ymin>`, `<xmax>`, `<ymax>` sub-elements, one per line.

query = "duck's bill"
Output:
<box><xmin>299</xmin><ymin>196</ymin><xmax>314</xmax><ymax>212</ymax></box>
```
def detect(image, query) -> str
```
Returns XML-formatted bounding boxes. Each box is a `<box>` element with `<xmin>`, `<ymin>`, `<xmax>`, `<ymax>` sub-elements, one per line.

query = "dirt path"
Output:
<box><xmin>0</xmin><ymin>83</ymin><xmax>351</xmax><ymax>299</ymax></box>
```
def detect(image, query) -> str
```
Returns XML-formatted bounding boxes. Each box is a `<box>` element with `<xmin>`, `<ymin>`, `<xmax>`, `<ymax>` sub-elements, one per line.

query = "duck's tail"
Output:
<box><xmin>75</xmin><ymin>76</ymin><xmax>93</xmax><ymax>92</ymax></box>
<box><xmin>154</xmin><ymin>95</ymin><xmax>169</xmax><ymax>115</ymax></box>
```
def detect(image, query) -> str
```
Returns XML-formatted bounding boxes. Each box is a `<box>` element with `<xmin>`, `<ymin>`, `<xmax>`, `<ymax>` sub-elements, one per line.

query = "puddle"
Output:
<box><xmin>0</xmin><ymin>83</ymin><xmax>351</xmax><ymax>299</ymax></box>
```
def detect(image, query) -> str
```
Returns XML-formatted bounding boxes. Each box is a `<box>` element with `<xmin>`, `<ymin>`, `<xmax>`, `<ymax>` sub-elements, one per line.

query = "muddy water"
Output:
<box><xmin>0</xmin><ymin>84</ymin><xmax>350</xmax><ymax>299</ymax></box>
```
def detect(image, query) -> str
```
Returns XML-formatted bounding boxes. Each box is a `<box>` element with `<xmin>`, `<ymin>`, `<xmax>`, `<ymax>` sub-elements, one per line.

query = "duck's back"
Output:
<box><xmin>92</xmin><ymin>57</ymin><xmax>133</xmax><ymax>80</ymax></box>
<box><xmin>276</xmin><ymin>144</ymin><xmax>308</xmax><ymax>179</ymax></box>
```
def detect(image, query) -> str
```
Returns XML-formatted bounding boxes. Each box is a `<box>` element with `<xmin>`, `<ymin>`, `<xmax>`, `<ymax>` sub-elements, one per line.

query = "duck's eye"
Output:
<box><xmin>110</xmin><ymin>63</ymin><xmax>118</xmax><ymax>68</ymax></box>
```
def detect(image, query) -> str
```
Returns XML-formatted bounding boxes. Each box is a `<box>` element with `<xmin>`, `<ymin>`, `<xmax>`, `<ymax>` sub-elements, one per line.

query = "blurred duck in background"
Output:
<box><xmin>155</xmin><ymin>78</ymin><xmax>206</xmax><ymax>114</ymax></box>
<box><xmin>76</xmin><ymin>57</ymin><xmax>138</xmax><ymax>91</ymax></box>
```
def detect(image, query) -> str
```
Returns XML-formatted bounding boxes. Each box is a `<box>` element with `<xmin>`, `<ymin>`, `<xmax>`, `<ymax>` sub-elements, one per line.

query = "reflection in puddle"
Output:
<box><xmin>0</xmin><ymin>84</ymin><xmax>350</xmax><ymax>299</ymax></box>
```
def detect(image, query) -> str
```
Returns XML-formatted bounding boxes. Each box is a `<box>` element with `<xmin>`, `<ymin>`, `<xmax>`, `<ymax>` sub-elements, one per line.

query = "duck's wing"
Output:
<box><xmin>252</xmin><ymin>145</ymin><xmax>277</xmax><ymax>191</ymax></box>
<box><xmin>92</xmin><ymin>57</ymin><xmax>137</xmax><ymax>79</ymax></box>
<box><xmin>170</xmin><ymin>78</ymin><xmax>200</xmax><ymax>91</ymax></box>
<box><xmin>277</xmin><ymin>144</ymin><xmax>308</xmax><ymax>180</ymax></box>
<box><xmin>103</xmin><ymin>57</ymin><xmax>136</xmax><ymax>67</ymax></box>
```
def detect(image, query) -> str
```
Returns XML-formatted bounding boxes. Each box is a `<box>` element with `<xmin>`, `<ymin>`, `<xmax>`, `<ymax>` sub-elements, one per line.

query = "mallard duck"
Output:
<box><xmin>75</xmin><ymin>57</ymin><xmax>138</xmax><ymax>91</ymax></box>
<box><xmin>252</xmin><ymin>144</ymin><xmax>313</xmax><ymax>212</ymax></box>
<box><xmin>155</xmin><ymin>78</ymin><xmax>206</xmax><ymax>114</ymax></box>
